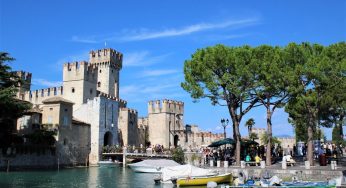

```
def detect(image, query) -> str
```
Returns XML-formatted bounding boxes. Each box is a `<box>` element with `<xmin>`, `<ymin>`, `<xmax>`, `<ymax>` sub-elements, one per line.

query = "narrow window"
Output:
<box><xmin>47</xmin><ymin>116</ymin><xmax>52</xmax><ymax>124</ymax></box>
<box><xmin>98</xmin><ymin>82</ymin><xmax>101</xmax><ymax>88</ymax></box>
<box><xmin>72</xmin><ymin>88</ymin><xmax>75</xmax><ymax>93</ymax></box>
<box><xmin>99</xmin><ymin>69</ymin><xmax>102</xmax><ymax>73</ymax></box>
<box><xmin>90</xmin><ymin>89</ymin><xmax>93</xmax><ymax>94</ymax></box>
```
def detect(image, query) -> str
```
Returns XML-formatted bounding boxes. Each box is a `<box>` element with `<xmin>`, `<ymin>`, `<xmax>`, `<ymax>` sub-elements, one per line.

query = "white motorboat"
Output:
<box><xmin>128</xmin><ymin>159</ymin><xmax>180</xmax><ymax>173</ymax></box>
<box><xmin>98</xmin><ymin>159</ymin><xmax>120</xmax><ymax>167</ymax></box>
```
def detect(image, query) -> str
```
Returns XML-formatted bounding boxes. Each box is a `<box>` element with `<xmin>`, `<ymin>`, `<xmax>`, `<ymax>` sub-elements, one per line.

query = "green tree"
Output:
<box><xmin>181</xmin><ymin>45</ymin><xmax>259</xmax><ymax>165</ymax></box>
<box><xmin>244</xmin><ymin>118</ymin><xmax>255</xmax><ymax>137</ymax></box>
<box><xmin>251</xmin><ymin>45</ymin><xmax>294</xmax><ymax>165</ymax></box>
<box><xmin>285</xmin><ymin>42</ymin><xmax>346</xmax><ymax>165</ymax></box>
<box><xmin>0</xmin><ymin>52</ymin><xmax>31</xmax><ymax>146</ymax></box>
<box><xmin>260</xmin><ymin>133</ymin><xmax>281</xmax><ymax>145</ymax></box>
<box><xmin>172</xmin><ymin>147</ymin><xmax>185</xmax><ymax>164</ymax></box>
<box><xmin>249</xmin><ymin>132</ymin><xmax>258</xmax><ymax>141</ymax></box>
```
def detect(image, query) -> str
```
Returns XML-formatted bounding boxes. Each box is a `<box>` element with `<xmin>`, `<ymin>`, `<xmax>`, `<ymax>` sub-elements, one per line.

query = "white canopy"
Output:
<box><xmin>161</xmin><ymin>164</ymin><xmax>217</xmax><ymax>182</ymax></box>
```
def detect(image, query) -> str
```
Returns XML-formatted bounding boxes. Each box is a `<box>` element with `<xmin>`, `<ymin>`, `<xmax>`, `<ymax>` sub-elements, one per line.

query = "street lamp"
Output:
<box><xmin>221</xmin><ymin>118</ymin><xmax>229</xmax><ymax>139</ymax></box>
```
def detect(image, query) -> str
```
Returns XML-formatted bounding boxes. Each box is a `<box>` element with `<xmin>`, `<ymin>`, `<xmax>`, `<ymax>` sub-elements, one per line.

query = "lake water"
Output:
<box><xmin>0</xmin><ymin>166</ymin><xmax>207</xmax><ymax>188</ymax></box>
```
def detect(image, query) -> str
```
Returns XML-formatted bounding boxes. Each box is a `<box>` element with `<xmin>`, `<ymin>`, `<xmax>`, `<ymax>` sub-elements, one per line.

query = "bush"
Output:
<box><xmin>172</xmin><ymin>147</ymin><xmax>185</xmax><ymax>164</ymax></box>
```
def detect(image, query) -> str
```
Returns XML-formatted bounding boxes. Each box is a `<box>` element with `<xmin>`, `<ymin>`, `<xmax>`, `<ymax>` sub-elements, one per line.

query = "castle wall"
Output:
<box><xmin>22</xmin><ymin>86</ymin><xmax>64</xmax><ymax>105</ymax></box>
<box><xmin>57</xmin><ymin>123</ymin><xmax>91</xmax><ymax>166</ymax></box>
<box><xmin>73</xmin><ymin>96</ymin><xmax>119</xmax><ymax>165</ymax></box>
<box><xmin>118</xmin><ymin>108</ymin><xmax>138</xmax><ymax>147</ymax></box>
<box><xmin>138</xmin><ymin>118</ymin><xmax>148</xmax><ymax>147</ymax></box>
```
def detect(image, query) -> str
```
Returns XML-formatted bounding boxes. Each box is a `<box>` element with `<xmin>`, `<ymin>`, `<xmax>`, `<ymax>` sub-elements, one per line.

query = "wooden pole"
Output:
<box><xmin>6</xmin><ymin>160</ymin><xmax>10</xmax><ymax>173</ymax></box>
<box><xmin>123</xmin><ymin>146</ymin><xmax>127</xmax><ymax>168</ymax></box>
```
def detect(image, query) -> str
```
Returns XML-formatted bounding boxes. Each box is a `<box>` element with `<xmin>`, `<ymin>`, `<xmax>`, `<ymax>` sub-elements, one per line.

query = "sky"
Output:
<box><xmin>1</xmin><ymin>0</ymin><xmax>345</xmax><ymax>140</ymax></box>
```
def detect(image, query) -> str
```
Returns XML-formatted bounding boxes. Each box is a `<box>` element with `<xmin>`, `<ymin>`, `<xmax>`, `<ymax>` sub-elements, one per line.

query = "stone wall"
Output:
<box><xmin>73</xmin><ymin>96</ymin><xmax>119</xmax><ymax>165</ymax></box>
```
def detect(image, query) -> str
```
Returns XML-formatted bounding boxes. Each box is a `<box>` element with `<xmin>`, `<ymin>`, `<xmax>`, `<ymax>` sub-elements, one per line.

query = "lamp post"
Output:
<box><xmin>221</xmin><ymin>118</ymin><xmax>229</xmax><ymax>139</ymax></box>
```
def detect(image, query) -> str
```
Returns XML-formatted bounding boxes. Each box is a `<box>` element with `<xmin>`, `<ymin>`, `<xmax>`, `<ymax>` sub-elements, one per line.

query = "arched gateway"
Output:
<box><xmin>104</xmin><ymin>131</ymin><xmax>113</xmax><ymax>146</ymax></box>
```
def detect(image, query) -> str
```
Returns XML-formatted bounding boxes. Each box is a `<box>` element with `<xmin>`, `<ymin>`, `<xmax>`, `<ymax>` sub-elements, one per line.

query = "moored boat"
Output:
<box><xmin>176</xmin><ymin>173</ymin><xmax>233</xmax><ymax>187</ymax></box>
<box><xmin>128</xmin><ymin>159</ymin><xmax>180</xmax><ymax>173</ymax></box>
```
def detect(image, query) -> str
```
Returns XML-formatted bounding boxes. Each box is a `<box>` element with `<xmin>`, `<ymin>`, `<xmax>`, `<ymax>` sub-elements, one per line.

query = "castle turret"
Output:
<box><xmin>89</xmin><ymin>48</ymin><xmax>122</xmax><ymax>98</ymax></box>
<box><xmin>16</xmin><ymin>71</ymin><xmax>32</xmax><ymax>100</ymax></box>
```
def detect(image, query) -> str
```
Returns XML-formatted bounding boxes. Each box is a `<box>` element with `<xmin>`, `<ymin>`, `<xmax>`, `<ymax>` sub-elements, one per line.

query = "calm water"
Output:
<box><xmin>1</xmin><ymin>166</ymin><xmax>335</xmax><ymax>188</ymax></box>
<box><xmin>0</xmin><ymin>166</ymin><xmax>209</xmax><ymax>188</ymax></box>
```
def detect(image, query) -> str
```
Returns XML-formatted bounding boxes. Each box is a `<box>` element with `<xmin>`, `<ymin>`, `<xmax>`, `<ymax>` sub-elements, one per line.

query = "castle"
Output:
<box><xmin>15</xmin><ymin>48</ymin><xmax>223</xmax><ymax>166</ymax></box>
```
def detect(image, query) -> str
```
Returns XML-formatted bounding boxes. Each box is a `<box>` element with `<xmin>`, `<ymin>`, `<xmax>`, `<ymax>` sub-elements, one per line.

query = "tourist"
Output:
<box><xmin>245</xmin><ymin>154</ymin><xmax>251</xmax><ymax>162</ymax></box>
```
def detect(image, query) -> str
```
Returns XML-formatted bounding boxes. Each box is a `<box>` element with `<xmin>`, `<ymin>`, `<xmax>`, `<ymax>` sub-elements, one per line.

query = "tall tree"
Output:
<box><xmin>251</xmin><ymin>45</ymin><xmax>294</xmax><ymax>165</ymax></box>
<box><xmin>181</xmin><ymin>44</ymin><xmax>259</xmax><ymax>165</ymax></box>
<box><xmin>244</xmin><ymin>118</ymin><xmax>255</xmax><ymax>137</ymax></box>
<box><xmin>285</xmin><ymin>42</ymin><xmax>346</xmax><ymax>165</ymax></box>
<box><xmin>0</xmin><ymin>52</ymin><xmax>31</xmax><ymax>146</ymax></box>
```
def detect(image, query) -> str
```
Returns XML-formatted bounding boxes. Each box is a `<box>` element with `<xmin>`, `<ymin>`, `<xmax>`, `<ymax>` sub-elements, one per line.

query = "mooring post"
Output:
<box><xmin>123</xmin><ymin>146</ymin><xmax>127</xmax><ymax>168</ymax></box>
<box><xmin>6</xmin><ymin>159</ymin><xmax>10</xmax><ymax>173</ymax></box>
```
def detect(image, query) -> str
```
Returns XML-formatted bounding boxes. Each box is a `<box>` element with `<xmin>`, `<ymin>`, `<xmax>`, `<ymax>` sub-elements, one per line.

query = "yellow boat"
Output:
<box><xmin>176</xmin><ymin>173</ymin><xmax>233</xmax><ymax>187</ymax></box>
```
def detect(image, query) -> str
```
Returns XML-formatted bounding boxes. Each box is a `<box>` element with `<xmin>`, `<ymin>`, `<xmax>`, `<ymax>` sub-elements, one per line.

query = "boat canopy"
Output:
<box><xmin>161</xmin><ymin>164</ymin><xmax>217</xmax><ymax>182</ymax></box>
<box><xmin>129</xmin><ymin>159</ymin><xmax>179</xmax><ymax>167</ymax></box>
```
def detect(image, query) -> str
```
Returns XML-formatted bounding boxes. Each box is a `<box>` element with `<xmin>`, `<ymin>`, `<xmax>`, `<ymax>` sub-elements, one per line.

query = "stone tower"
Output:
<box><xmin>89</xmin><ymin>48</ymin><xmax>122</xmax><ymax>98</ymax></box>
<box><xmin>16</xmin><ymin>71</ymin><xmax>32</xmax><ymax>100</ymax></box>
<box><xmin>63</xmin><ymin>61</ymin><xmax>98</xmax><ymax>110</ymax></box>
<box><xmin>147</xmin><ymin>99</ymin><xmax>184</xmax><ymax>148</ymax></box>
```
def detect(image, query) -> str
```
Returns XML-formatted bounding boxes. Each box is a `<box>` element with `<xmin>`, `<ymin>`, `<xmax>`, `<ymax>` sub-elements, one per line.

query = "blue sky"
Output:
<box><xmin>1</xmin><ymin>0</ymin><xmax>345</xmax><ymax>139</ymax></box>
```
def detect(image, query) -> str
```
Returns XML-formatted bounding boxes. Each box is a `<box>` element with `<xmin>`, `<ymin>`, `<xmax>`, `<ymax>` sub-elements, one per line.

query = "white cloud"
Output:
<box><xmin>32</xmin><ymin>78</ymin><xmax>62</xmax><ymax>87</ymax></box>
<box><xmin>140</xmin><ymin>69</ymin><xmax>179</xmax><ymax>77</ymax></box>
<box><xmin>71</xmin><ymin>18</ymin><xmax>259</xmax><ymax>43</ymax></box>
<box><xmin>71</xmin><ymin>36</ymin><xmax>98</xmax><ymax>44</ymax></box>
<box><xmin>123</xmin><ymin>51</ymin><xmax>171</xmax><ymax>67</ymax></box>
<box><xmin>120</xmin><ymin>19</ymin><xmax>258</xmax><ymax>41</ymax></box>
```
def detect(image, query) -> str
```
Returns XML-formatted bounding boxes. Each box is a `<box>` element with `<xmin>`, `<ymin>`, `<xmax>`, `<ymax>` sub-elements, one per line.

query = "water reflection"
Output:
<box><xmin>0</xmin><ymin>166</ymin><xmax>208</xmax><ymax>188</ymax></box>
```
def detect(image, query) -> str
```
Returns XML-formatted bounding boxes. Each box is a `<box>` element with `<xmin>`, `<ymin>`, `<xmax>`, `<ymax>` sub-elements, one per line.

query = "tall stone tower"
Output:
<box><xmin>89</xmin><ymin>48</ymin><xmax>122</xmax><ymax>98</ymax></box>
<box><xmin>16</xmin><ymin>71</ymin><xmax>32</xmax><ymax>100</ymax></box>
<box><xmin>63</xmin><ymin>61</ymin><xmax>98</xmax><ymax>110</ymax></box>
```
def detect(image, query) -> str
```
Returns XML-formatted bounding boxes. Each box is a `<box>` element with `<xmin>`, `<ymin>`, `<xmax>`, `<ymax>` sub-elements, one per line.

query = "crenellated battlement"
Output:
<box><xmin>22</xmin><ymin>86</ymin><xmax>64</xmax><ymax>104</ymax></box>
<box><xmin>63</xmin><ymin>61</ymin><xmax>98</xmax><ymax>83</ymax></box>
<box><xmin>16</xmin><ymin>71</ymin><xmax>32</xmax><ymax>82</ymax></box>
<box><xmin>148</xmin><ymin>99</ymin><xmax>184</xmax><ymax>114</ymax></box>
<box><xmin>98</xmin><ymin>92</ymin><xmax>127</xmax><ymax>107</ymax></box>
<box><xmin>89</xmin><ymin>48</ymin><xmax>122</xmax><ymax>70</ymax></box>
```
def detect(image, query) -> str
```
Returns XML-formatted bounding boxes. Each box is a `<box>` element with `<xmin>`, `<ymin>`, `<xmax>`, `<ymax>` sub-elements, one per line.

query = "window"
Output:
<box><xmin>64</xmin><ymin>108</ymin><xmax>68</xmax><ymax>112</ymax></box>
<box><xmin>98</xmin><ymin>82</ymin><xmax>101</xmax><ymax>88</ymax></box>
<box><xmin>50</xmin><ymin>108</ymin><xmax>53</xmax><ymax>111</ymax></box>
<box><xmin>47</xmin><ymin>116</ymin><xmax>52</xmax><ymax>124</ymax></box>
<box><xmin>63</xmin><ymin>138</ymin><xmax>68</xmax><ymax>145</ymax></box>
<box><xmin>90</xmin><ymin>89</ymin><xmax>93</xmax><ymax>94</ymax></box>
<box><xmin>63</xmin><ymin>116</ymin><xmax>68</xmax><ymax>126</ymax></box>
<box><xmin>72</xmin><ymin>88</ymin><xmax>75</xmax><ymax>93</ymax></box>
<box><xmin>99</xmin><ymin>69</ymin><xmax>102</xmax><ymax>73</ymax></box>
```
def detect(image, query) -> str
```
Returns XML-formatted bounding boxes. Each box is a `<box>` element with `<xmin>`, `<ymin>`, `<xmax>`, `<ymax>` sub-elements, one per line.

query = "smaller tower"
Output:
<box><xmin>16</xmin><ymin>71</ymin><xmax>32</xmax><ymax>100</ymax></box>
<box><xmin>62</xmin><ymin>61</ymin><xmax>98</xmax><ymax>110</ymax></box>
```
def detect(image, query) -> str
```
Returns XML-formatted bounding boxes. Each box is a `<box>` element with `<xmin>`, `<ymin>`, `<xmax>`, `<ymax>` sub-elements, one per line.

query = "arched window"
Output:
<box><xmin>99</xmin><ymin>69</ymin><xmax>102</xmax><ymax>73</ymax></box>
<box><xmin>98</xmin><ymin>82</ymin><xmax>101</xmax><ymax>87</ymax></box>
<box><xmin>72</xmin><ymin>88</ymin><xmax>75</xmax><ymax>93</ymax></box>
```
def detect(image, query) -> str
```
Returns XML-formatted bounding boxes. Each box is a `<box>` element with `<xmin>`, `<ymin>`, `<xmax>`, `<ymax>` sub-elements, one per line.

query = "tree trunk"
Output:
<box><xmin>233</xmin><ymin>120</ymin><xmax>241</xmax><ymax>166</ymax></box>
<box><xmin>307</xmin><ymin>122</ymin><xmax>314</xmax><ymax>166</ymax></box>
<box><xmin>266</xmin><ymin>109</ymin><xmax>272</xmax><ymax>166</ymax></box>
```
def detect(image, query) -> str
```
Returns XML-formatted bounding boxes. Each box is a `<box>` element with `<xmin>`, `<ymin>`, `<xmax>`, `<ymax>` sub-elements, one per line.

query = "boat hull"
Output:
<box><xmin>177</xmin><ymin>173</ymin><xmax>232</xmax><ymax>186</ymax></box>
<box><xmin>128</xmin><ymin>165</ymin><xmax>162</xmax><ymax>173</ymax></box>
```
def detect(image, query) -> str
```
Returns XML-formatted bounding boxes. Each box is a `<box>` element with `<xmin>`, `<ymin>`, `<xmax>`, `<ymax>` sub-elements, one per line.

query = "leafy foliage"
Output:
<box><xmin>172</xmin><ymin>146</ymin><xmax>185</xmax><ymax>164</ymax></box>
<box><xmin>0</xmin><ymin>52</ymin><xmax>31</xmax><ymax>146</ymax></box>
<box><xmin>181</xmin><ymin>44</ymin><xmax>259</xmax><ymax>165</ymax></box>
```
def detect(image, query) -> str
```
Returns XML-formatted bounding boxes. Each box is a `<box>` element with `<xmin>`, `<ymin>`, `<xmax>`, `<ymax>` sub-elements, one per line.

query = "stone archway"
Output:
<box><xmin>174</xmin><ymin>135</ymin><xmax>179</xmax><ymax>148</ymax></box>
<box><xmin>104</xmin><ymin>131</ymin><xmax>113</xmax><ymax>146</ymax></box>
